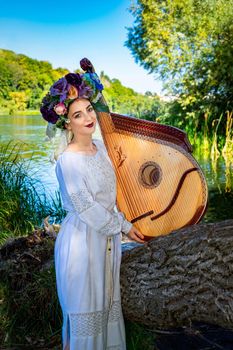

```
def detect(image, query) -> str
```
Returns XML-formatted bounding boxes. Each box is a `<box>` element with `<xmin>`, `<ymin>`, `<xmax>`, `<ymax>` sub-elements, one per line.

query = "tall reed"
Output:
<box><xmin>0</xmin><ymin>141</ymin><xmax>65</xmax><ymax>244</ymax></box>
<box><xmin>222</xmin><ymin>111</ymin><xmax>233</xmax><ymax>156</ymax></box>
<box><xmin>210</xmin><ymin>116</ymin><xmax>222</xmax><ymax>161</ymax></box>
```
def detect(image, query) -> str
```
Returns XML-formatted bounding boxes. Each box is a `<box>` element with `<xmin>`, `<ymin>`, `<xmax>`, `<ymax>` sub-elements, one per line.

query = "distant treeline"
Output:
<box><xmin>0</xmin><ymin>48</ymin><xmax>163</xmax><ymax>120</ymax></box>
<box><xmin>0</xmin><ymin>49</ymin><xmax>69</xmax><ymax>114</ymax></box>
<box><xmin>0</xmin><ymin>48</ymin><xmax>232</xmax><ymax>151</ymax></box>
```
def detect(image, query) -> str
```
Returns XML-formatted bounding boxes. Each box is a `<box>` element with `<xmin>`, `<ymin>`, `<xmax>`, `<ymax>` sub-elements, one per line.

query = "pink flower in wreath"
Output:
<box><xmin>54</xmin><ymin>102</ymin><xmax>67</xmax><ymax>115</ymax></box>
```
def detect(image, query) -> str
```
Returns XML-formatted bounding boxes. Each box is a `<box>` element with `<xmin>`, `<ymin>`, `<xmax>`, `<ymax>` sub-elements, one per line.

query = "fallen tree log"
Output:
<box><xmin>120</xmin><ymin>219</ymin><xmax>233</xmax><ymax>331</ymax></box>
<box><xmin>1</xmin><ymin>219</ymin><xmax>233</xmax><ymax>337</ymax></box>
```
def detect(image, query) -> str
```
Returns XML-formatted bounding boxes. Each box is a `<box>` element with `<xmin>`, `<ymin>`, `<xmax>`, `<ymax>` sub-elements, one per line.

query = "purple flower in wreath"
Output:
<box><xmin>40</xmin><ymin>104</ymin><xmax>59</xmax><ymax>124</ymax></box>
<box><xmin>78</xmin><ymin>81</ymin><xmax>93</xmax><ymax>99</ymax></box>
<box><xmin>65</xmin><ymin>73</ymin><xmax>82</xmax><ymax>88</ymax></box>
<box><xmin>50</xmin><ymin>77</ymin><xmax>70</xmax><ymax>102</ymax></box>
<box><xmin>41</xmin><ymin>93</ymin><xmax>52</xmax><ymax>106</ymax></box>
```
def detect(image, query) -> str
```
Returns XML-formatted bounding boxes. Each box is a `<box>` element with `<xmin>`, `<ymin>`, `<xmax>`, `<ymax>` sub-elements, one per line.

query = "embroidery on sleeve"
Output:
<box><xmin>70</xmin><ymin>189</ymin><xmax>94</xmax><ymax>213</ymax></box>
<box><xmin>99</xmin><ymin>215</ymin><xmax>121</xmax><ymax>236</ymax></box>
<box><xmin>121</xmin><ymin>219</ymin><xmax>132</xmax><ymax>234</ymax></box>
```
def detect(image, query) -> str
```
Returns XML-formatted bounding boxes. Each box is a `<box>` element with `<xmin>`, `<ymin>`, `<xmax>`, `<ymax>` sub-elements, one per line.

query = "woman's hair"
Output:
<box><xmin>66</xmin><ymin>97</ymin><xmax>84</xmax><ymax>117</ymax></box>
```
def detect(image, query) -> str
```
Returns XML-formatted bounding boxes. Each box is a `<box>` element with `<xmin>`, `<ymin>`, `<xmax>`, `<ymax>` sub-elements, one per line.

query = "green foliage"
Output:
<box><xmin>126</xmin><ymin>0</ymin><xmax>233</xmax><ymax>132</ymax></box>
<box><xmin>101</xmin><ymin>73</ymin><xmax>162</xmax><ymax>119</ymax></box>
<box><xmin>0</xmin><ymin>49</ymin><xmax>69</xmax><ymax>113</ymax></box>
<box><xmin>0</xmin><ymin>141</ymin><xmax>65</xmax><ymax>240</ymax></box>
<box><xmin>0</xmin><ymin>48</ymin><xmax>164</xmax><ymax>122</ymax></box>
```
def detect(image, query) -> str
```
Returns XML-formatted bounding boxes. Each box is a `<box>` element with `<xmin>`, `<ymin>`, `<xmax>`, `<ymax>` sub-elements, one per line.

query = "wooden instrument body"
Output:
<box><xmin>97</xmin><ymin>111</ymin><xmax>208</xmax><ymax>239</ymax></box>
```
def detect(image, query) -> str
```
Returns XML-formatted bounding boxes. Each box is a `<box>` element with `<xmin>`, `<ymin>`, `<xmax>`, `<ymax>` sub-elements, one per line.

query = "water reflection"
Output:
<box><xmin>0</xmin><ymin>114</ymin><xmax>232</xmax><ymax>223</ymax></box>
<box><xmin>0</xmin><ymin>115</ymin><xmax>102</xmax><ymax>196</ymax></box>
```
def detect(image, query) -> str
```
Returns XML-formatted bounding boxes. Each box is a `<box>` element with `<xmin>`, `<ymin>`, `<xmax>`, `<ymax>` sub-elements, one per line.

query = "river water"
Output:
<box><xmin>0</xmin><ymin>114</ymin><xmax>233</xmax><ymax>224</ymax></box>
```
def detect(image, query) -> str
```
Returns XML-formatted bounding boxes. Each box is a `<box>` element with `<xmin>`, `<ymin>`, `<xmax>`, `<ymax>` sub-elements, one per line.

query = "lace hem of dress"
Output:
<box><xmin>69</xmin><ymin>300</ymin><xmax>121</xmax><ymax>337</ymax></box>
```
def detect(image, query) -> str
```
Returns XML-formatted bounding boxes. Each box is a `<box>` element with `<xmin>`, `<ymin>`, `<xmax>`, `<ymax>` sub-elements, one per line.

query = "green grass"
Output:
<box><xmin>0</xmin><ymin>237</ymin><xmax>62</xmax><ymax>348</ymax></box>
<box><xmin>0</xmin><ymin>141</ymin><xmax>65</xmax><ymax>245</ymax></box>
<box><xmin>125</xmin><ymin>320</ymin><xmax>156</xmax><ymax>349</ymax></box>
<box><xmin>0</xmin><ymin>109</ymin><xmax>41</xmax><ymax>116</ymax></box>
<box><xmin>11</xmin><ymin>110</ymin><xmax>41</xmax><ymax>116</ymax></box>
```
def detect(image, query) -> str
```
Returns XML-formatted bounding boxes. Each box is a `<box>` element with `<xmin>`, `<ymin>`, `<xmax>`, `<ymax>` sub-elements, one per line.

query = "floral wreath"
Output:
<box><xmin>40</xmin><ymin>58</ymin><xmax>109</xmax><ymax>130</ymax></box>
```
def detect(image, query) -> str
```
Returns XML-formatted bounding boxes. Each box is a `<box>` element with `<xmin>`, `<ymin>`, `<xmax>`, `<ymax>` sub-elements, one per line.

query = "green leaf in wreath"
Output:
<box><xmin>92</xmin><ymin>101</ymin><xmax>110</xmax><ymax>113</ymax></box>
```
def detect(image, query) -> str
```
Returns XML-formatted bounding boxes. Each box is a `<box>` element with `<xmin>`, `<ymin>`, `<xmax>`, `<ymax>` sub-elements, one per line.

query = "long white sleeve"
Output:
<box><xmin>56</xmin><ymin>155</ymin><xmax>132</xmax><ymax>236</ymax></box>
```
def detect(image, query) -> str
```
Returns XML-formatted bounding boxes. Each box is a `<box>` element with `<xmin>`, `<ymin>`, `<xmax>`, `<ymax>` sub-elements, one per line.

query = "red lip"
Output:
<box><xmin>86</xmin><ymin>122</ymin><xmax>94</xmax><ymax>127</ymax></box>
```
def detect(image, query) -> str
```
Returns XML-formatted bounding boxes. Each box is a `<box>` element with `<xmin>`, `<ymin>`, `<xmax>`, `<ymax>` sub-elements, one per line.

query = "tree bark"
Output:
<box><xmin>120</xmin><ymin>219</ymin><xmax>233</xmax><ymax>330</ymax></box>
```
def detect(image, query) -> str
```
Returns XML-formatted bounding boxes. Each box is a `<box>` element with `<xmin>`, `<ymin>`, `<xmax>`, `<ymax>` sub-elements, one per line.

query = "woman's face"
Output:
<box><xmin>66</xmin><ymin>98</ymin><xmax>97</xmax><ymax>136</ymax></box>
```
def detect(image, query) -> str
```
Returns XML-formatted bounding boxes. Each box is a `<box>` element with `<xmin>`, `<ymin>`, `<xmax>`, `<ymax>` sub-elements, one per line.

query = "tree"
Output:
<box><xmin>103</xmin><ymin>77</ymin><xmax>163</xmax><ymax>119</ymax></box>
<box><xmin>9</xmin><ymin>91</ymin><xmax>28</xmax><ymax>112</ymax></box>
<box><xmin>126</xmin><ymin>0</ymin><xmax>233</xmax><ymax>133</ymax></box>
<box><xmin>121</xmin><ymin>219</ymin><xmax>233</xmax><ymax>330</ymax></box>
<box><xmin>0</xmin><ymin>49</ymin><xmax>70</xmax><ymax>112</ymax></box>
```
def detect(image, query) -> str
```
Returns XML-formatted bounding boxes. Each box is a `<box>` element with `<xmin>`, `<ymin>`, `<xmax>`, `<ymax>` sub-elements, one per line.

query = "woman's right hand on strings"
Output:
<box><xmin>127</xmin><ymin>226</ymin><xmax>145</xmax><ymax>243</ymax></box>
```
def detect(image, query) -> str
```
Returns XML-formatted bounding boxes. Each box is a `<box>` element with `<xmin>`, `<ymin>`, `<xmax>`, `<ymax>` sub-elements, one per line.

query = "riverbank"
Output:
<box><xmin>0</xmin><ymin>109</ymin><xmax>40</xmax><ymax>116</ymax></box>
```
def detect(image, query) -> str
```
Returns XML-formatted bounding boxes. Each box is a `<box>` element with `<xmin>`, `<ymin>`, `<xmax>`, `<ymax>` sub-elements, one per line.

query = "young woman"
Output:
<box><xmin>41</xmin><ymin>72</ymin><xmax>145</xmax><ymax>350</ymax></box>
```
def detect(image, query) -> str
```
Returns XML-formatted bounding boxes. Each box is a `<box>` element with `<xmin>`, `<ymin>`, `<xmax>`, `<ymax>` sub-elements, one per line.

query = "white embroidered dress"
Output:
<box><xmin>54</xmin><ymin>138</ymin><xmax>132</xmax><ymax>350</ymax></box>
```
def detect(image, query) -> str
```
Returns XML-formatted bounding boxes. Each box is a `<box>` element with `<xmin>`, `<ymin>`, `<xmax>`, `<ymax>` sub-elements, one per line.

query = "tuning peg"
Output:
<box><xmin>80</xmin><ymin>58</ymin><xmax>95</xmax><ymax>73</ymax></box>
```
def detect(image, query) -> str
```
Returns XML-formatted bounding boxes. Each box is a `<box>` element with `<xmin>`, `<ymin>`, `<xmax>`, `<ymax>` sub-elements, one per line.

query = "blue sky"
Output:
<box><xmin>0</xmin><ymin>0</ymin><xmax>163</xmax><ymax>94</ymax></box>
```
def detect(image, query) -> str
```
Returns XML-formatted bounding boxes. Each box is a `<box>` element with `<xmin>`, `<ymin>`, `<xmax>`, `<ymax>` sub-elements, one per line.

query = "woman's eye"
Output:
<box><xmin>74</xmin><ymin>114</ymin><xmax>80</xmax><ymax>118</ymax></box>
<box><xmin>88</xmin><ymin>107</ymin><xmax>94</xmax><ymax>112</ymax></box>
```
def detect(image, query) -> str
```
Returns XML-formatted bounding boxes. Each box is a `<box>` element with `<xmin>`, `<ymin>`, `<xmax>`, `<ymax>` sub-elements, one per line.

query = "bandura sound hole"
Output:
<box><xmin>139</xmin><ymin>162</ymin><xmax>162</xmax><ymax>189</ymax></box>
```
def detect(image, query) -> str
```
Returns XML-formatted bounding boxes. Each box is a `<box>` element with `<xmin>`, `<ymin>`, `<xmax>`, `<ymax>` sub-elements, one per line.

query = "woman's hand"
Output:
<box><xmin>127</xmin><ymin>226</ymin><xmax>145</xmax><ymax>243</ymax></box>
